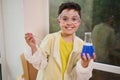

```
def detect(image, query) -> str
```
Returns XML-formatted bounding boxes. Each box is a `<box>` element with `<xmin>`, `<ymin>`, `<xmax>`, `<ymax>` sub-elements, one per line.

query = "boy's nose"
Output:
<box><xmin>66</xmin><ymin>20</ymin><xmax>74</xmax><ymax>24</ymax></box>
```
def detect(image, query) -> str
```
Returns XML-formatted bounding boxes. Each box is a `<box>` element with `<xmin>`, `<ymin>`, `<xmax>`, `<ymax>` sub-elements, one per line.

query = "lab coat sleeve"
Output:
<box><xmin>24</xmin><ymin>35</ymin><xmax>52</xmax><ymax>70</ymax></box>
<box><xmin>24</xmin><ymin>45</ymin><xmax>48</xmax><ymax>70</ymax></box>
<box><xmin>24</xmin><ymin>34</ymin><xmax>53</xmax><ymax>70</ymax></box>
<box><xmin>76</xmin><ymin>59</ymin><xmax>94</xmax><ymax>80</ymax></box>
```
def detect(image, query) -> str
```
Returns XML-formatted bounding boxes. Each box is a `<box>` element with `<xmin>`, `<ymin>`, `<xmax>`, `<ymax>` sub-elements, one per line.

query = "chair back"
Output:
<box><xmin>20</xmin><ymin>54</ymin><xmax>38</xmax><ymax>80</ymax></box>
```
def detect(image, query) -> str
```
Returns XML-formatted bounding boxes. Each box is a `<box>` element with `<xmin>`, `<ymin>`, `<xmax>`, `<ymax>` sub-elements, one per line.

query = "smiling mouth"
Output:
<box><xmin>65</xmin><ymin>27</ymin><xmax>74</xmax><ymax>30</ymax></box>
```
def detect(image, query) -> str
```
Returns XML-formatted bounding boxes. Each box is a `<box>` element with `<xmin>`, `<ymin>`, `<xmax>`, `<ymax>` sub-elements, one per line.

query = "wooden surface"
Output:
<box><xmin>20</xmin><ymin>54</ymin><xmax>38</xmax><ymax>80</ymax></box>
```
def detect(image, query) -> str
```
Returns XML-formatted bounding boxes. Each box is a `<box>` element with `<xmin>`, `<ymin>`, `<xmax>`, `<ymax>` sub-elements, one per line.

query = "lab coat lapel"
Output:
<box><xmin>53</xmin><ymin>32</ymin><xmax>62</xmax><ymax>69</ymax></box>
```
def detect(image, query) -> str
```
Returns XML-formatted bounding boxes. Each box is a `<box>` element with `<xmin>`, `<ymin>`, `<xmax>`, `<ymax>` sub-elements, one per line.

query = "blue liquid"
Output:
<box><xmin>81</xmin><ymin>44</ymin><xmax>94</xmax><ymax>58</ymax></box>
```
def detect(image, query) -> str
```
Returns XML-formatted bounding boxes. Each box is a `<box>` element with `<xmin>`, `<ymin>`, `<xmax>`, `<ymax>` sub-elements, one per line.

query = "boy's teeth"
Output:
<box><xmin>67</xmin><ymin>27</ymin><xmax>72</xmax><ymax>29</ymax></box>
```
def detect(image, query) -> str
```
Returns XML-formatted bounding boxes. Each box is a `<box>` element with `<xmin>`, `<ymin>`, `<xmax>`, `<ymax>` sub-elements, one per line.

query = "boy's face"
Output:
<box><xmin>58</xmin><ymin>9</ymin><xmax>81</xmax><ymax>36</ymax></box>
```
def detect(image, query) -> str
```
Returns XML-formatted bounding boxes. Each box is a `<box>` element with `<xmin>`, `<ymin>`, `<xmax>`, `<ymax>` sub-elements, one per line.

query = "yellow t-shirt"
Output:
<box><xmin>59</xmin><ymin>36</ymin><xmax>73</xmax><ymax>80</ymax></box>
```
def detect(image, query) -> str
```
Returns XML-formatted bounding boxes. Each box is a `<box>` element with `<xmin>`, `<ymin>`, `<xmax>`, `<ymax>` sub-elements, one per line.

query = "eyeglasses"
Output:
<box><xmin>58</xmin><ymin>14</ymin><xmax>81</xmax><ymax>24</ymax></box>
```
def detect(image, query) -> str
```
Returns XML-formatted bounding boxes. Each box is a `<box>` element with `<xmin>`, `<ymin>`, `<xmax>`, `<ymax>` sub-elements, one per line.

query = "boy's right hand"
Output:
<box><xmin>25</xmin><ymin>33</ymin><xmax>37</xmax><ymax>54</ymax></box>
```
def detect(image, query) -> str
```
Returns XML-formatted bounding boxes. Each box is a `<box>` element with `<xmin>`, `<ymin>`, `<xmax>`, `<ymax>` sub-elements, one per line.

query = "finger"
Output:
<box><xmin>25</xmin><ymin>37</ymin><xmax>32</xmax><ymax>43</ymax></box>
<box><xmin>25</xmin><ymin>33</ymin><xmax>31</xmax><ymax>36</ymax></box>
<box><xmin>30</xmin><ymin>37</ymin><xmax>34</xmax><ymax>42</ymax></box>
<box><xmin>25</xmin><ymin>33</ymin><xmax>29</xmax><ymax>38</ymax></box>
<box><xmin>25</xmin><ymin>33</ymin><xmax>34</xmax><ymax>40</ymax></box>
<box><xmin>25</xmin><ymin>33</ymin><xmax>33</xmax><ymax>37</ymax></box>
<box><xmin>29</xmin><ymin>33</ymin><xmax>33</xmax><ymax>36</ymax></box>
<box><xmin>82</xmin><ymin>53</ymin><xmax>87</xmax><ymax>61</ymax></box>
<box><xmin>25</xmin><ymin>35</ymin><xmax>34</xmax><ymax>42</ymax></box>
<box><xmin>93</xmin><ymin>53</ymin><xmax>96</xmax><ymax>60</ymax></box>
<box><xmin>25</xmin><ymin>33</ymin><xmax>31</xmax><ymax>39</ymax></box>
<box><xmin>87</xmin><ymin>53</ymin><xmax>91</xmax><ymax>61</ymax></box>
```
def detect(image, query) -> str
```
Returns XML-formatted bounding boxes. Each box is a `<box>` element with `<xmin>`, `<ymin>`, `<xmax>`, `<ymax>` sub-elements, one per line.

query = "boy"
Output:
<box><xmin>25</xmin><ymin>1</ymin><xmax>95</xmax><ymax>80</ymax></box>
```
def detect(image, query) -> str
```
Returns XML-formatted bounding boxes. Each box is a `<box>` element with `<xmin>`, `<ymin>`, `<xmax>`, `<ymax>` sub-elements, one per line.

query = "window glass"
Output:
<box><xmin>49</xmin><ymin>0</ymin><xmax>120</xmax><ymax>66</ymax></box>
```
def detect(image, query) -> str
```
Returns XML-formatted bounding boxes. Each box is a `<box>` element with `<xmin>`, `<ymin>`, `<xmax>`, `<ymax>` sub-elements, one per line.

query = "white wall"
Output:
<box><xmin>1</xmin><ymin>0</ymin><xmax>49</xmax><ymax>80</ymax></box>
<box><xmin>24</xmin><ymin>0</ymin><xmax>49</xmax><ymax>45</ymax></box>
<box><xmin>1</xmin><ymin>0</ymin><xmax>25</xmax><ymax>79</ymax></box>
<box><xmin>0</xmin><ymin>0</ymin><xmax>7</xmax><ymax>80</ymax></box>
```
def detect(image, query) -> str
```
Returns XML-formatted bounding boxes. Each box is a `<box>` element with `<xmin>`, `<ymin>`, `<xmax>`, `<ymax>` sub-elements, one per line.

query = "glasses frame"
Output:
<box><xmin>57</xmin><ymin>14</ymin><xmax>81</xmax><ymax>24</ymax></box>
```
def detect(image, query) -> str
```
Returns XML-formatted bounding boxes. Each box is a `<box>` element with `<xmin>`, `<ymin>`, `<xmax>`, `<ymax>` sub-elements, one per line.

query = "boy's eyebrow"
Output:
<box><xmin>61</xmin><ymin>16</ymin><xmax>80</xmax><ymax>19</ymax></box>
<box><xmin>57</xmin><ymin>13</ymin><xmax>81</xmax><ymax>20</ymax></box>
<box><xmin>58</xmin><ymin>14</ymin><xmax>80</xmax><ymax>18</ymax></box>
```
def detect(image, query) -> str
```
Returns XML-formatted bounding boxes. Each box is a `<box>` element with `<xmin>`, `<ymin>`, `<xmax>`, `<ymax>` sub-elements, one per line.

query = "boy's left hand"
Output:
<box><xmin>81</xmin><ymin>53</ymin><xmax>96</xmax><ymax>68</ymax></box>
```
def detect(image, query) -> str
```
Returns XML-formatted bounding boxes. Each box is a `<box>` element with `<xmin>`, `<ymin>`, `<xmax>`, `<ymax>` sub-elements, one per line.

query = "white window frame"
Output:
<box><xmin>94</xmin><ymin>62</ymin><xmax>120</xmax><ymax>74</ymax></box>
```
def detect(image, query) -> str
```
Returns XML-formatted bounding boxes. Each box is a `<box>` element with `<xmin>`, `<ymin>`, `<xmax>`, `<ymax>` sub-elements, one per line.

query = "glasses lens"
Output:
<box><xmin>58</xmin><ymin>14</ymin><xmax>80</xmax><ymax>23</ymax></box>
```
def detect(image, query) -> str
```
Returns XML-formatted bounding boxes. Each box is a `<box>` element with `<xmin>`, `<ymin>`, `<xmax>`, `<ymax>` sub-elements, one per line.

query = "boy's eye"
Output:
<box><xmin>72</xmin><ymin>18</ymin><xmax>77</xmax><ymax>21</ymax></box>
<box><xmin>62</xmin><ymin>17</ymin><xmax>68</xmax><ymax>21</ymax></box>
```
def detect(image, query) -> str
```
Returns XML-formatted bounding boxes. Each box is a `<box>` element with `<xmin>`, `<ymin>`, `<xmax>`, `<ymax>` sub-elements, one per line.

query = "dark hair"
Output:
<box><xmin>58</xmin><ymin>2</ymin><xmax>81</xmax><ymax>18</ymax></box>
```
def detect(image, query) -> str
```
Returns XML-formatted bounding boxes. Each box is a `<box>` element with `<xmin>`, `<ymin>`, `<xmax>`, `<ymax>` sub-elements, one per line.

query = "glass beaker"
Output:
<box><xmin>81</xmin><ymin>32</ymin><xmax>94</xmax><ymax>58</ymax></box>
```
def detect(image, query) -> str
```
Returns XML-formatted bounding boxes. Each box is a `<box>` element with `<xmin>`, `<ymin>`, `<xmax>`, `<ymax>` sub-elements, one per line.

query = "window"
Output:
<box><xmin>50</xmin><ymin>0</ymin><xmax>120</xmax><ymax>80</ymax></box>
